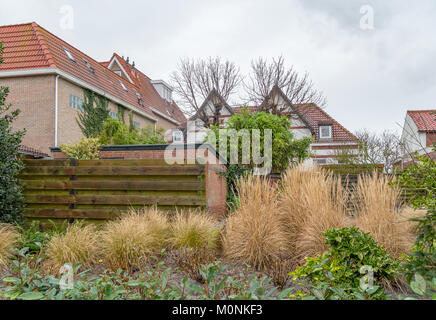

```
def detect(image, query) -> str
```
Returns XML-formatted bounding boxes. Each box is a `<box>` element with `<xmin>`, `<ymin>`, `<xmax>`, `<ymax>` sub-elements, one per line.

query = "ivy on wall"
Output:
<box><xmin>76</xmin><ymin>89</ymin><xmax>110</xmax><ymax>138</ymax></box>
<box><xmin>117</xmin><ymin>104</ymin><xmax>125</xmax><ymax>124</ymax></box>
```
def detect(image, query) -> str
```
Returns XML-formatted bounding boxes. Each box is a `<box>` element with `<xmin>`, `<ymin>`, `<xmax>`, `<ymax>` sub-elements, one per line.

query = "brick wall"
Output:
<box><xmin>1</xmin><ymin>74</ymin><xmax>177</xmax><ymax>154</ymax></box>
<box><xmin>2</xmin><ymin>75</ymin><xmax>56</xmax><ymax>154</ymax></box>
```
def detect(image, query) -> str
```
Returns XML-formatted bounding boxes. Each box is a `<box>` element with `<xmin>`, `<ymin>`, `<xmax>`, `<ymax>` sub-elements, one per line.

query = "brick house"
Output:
<box><xmin>398</xmin><ymin>109</ymin><xmax>436</xmax><ymax>168</ymax></box>
<box><xmin>183</xmin><ymin>86</ymin><xmax>359</xmax><ymax>165</ymax></box>
<box><xmin>0</xmin><ymin>22</ymin><xmax>186</xmax><ymax>155</ymax></box>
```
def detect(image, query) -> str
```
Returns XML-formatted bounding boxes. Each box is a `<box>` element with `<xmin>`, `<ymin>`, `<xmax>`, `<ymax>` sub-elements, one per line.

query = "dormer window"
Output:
<box><xmin>63</xmin><ymin>47</ymin><xmax>75</xmax><ymax>62</ymax></box>
<box><xmin>114</xmin><ymin>70</ymin><xmax>122</xmax><ymax>77</ymax></box>
<box><xmin>172</xmin><ymin>130</ymin><xmax>183</xmax><ymax>143</ymax></box>
<box><xmin>319</xmin><ymin>125</ymin><xmax>332</xmax><ymax>139</ymax></box>
<box><xmin>82</xmin><ymin>58</ymin><xmax>94</xmax><ymax>73</ymax></box>
<box><xmin>119</xmin><ymin>80</ymin><xmax>128</xmax><ymax>92</ymax></box>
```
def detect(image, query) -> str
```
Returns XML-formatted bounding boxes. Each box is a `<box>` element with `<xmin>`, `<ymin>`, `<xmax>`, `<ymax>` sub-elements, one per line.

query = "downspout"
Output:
<box><xmin>55</xmin><ymin>75</ymin><xmax>59</xmax><ymax>147</ymax></box>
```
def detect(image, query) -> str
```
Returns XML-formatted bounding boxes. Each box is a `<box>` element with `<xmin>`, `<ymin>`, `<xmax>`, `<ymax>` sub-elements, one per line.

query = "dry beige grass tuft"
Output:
<box><xmin>169</xmin><ymin>210</ymin><xmax>220</xmax><ymax>249</ymax></box>
<box><xmin>353</xmin><ymin>173</ymin><xmax>414</xmax><ymax>258</ymax></box>
<box><xmin>100</xmin><ymin>207</ymin><xmax>170</xmax><ymax>269</ymax></box>
<box><xmin>399</xmin><ymin>206</ymin><xmax>426</xmax><ymax>235</ymax></box>
<box><xmin>46</xmin><ymin>222</ymin><xmax>99</xmax><ymax>270</ymax></box>
<box><xmin>279</xmin><ymin>165</ymin><xmax>348</xmax><ymax>265</ymax></box>
<box><xmin>223</xmin><ymin>175</ymin><xmax>287</xmax><ymax>270</ymax></box>
<box><xmin>0</xmin><ymin>223</ymin><xmax>20</xmax><ymax>266</ymax></box>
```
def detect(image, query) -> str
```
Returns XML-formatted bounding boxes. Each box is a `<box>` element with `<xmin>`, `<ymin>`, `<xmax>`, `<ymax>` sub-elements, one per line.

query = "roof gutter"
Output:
<box><xmin>0</xmin><ymin>68</ymin><xmax>158</xmax><ymax>122</ymax></box>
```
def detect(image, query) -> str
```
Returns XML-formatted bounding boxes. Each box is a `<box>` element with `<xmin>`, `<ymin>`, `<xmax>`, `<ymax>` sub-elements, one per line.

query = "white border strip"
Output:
<box><xmin>107</xmin><ymin>56</ymin><xmax>134</xmax><ymax>84</ymax></box>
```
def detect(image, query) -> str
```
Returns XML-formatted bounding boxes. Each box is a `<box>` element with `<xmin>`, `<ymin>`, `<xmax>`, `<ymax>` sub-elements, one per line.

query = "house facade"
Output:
<box><xmin>0</xmin><ymin>22</ymin><xmax>186</xmax><ymax>155</ymax></box>
<box><xmin>398</xmin><ymin>109</ymin><xmax>436</xmax><ymax>168</ymax></box>
<box><xmin>181</xmin><ymin>86</ymin><xmax>359</xmax><ymax>165</ymax></box>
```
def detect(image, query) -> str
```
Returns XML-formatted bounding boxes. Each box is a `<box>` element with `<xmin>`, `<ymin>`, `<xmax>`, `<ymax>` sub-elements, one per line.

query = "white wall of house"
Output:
<box><xmin>401</xmin><ymin>114</ymin><xmax>429</xmax><ymax>157</ymax></box>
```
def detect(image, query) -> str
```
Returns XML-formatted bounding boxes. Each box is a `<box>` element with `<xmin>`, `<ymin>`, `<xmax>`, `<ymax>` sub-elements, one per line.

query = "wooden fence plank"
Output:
<box><xmin>21</xmin><ymin>166</ymin><xmax>204</xmax><ymax>176</ymax></box>
<box><xmin>23</xmin><ymin>160</ymin><xmax>72</xmax><ymax>166</ymax></box>
<box><xmin>23</xmin><ymin>180</ymin><xmax>206</xmax><ymax>191</ymax></box>
<box><xmin>25</xmin><ymin>194</ymin><xmax>206</xmax><ymax>205</ymax></box>
<box><xmin>77</xmin><ymin>159</ymin><xmax>196</xmax><ymax>167</ymax></box>
<box><xmin>25</xmin><ymin>208</ymin><xmax>124</xmax><ymax>219</ymax></box>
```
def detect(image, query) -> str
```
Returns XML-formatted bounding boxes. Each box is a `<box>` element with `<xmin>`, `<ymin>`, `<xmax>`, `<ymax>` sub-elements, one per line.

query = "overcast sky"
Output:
<box><xmin>1</xmin><ymin>0</ymin><xmax>436</xmax><ymax>134</ymax></box>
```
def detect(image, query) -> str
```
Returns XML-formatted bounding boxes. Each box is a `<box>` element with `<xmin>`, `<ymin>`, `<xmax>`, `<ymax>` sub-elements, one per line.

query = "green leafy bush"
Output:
<box><xmin>60</xmin><ymin>138</ymin><xmax>101</xmax><ymax>160</ymax></box>
<box><xmin>0</xmin><ymin>42</ymin><xmax>26</xmax><ymax>224</ymax></box>
<box><xmin>207</xmin><ymin>109</ymin><xmax>312</xmax><ymax>173</ymax></box>
<box><xmin>290</xmin><ymin>227</ymin><xmax>400</xmax><ymax>300</ymax></box>
<box><xmin>99</xmin><ymin>119</ymin><xmax>166</xmax><ymax>145</ymax></box>
<box><xmin>403</xmin><ymin>203</ymin><xmax>436</xmax><ymax>281</ymax></box>
<box><xmin>395</xmin><ymin>154</ymin><xmax>436</xmax><ymax>208</ymax></box>
<box><xmin>403</xmin><ymin>273</ymin><xmax>436</xmax><ymax>300</ymax></box>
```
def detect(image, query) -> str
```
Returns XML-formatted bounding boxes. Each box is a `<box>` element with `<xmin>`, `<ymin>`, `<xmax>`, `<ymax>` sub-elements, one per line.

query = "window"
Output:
<box><xmin>69</xmin><ymin>94</ymin><xmax>84</xmax><ymax>112</ymax></box>
<box><xmin>132</xmin><ymin>121</ymin><xmax>140</xmax><ymax>130</ymax></box>
<box><xmin>314</xmin><ymin>159</ymin><xmax>327</xmax><ymax>165</ymax></box>
<box><xmin>63</xmin><ymin>47</ymin><xmax>75</xmax><ymax>62</ymax></box>
<box><xmin>319</xmin><ymin>125</ymin><xmax>332</xmax><ymax>139</ymax></box>
<box><xmin>114</xmin><ymin>70</ymin><xmax>122</xmax><ymax>76</ymax></box>
<box><xmin>109</xmin><ymin>111</ymin><xmax>118</xmax><ymax>120</ymax></box>
<box><xmin>119</xmin><ymin>80</ymin><xmax>128</xmax><ymax>92</ymax></box>
<box><xmin>82</xmin><ymin>58</ymin><xmax>95</xmax><ymax>73</ymax></box>
<box><xmin>172</xmin><ymin>130</ymin><xmax>183</xmax><ymax>143</ymax></box>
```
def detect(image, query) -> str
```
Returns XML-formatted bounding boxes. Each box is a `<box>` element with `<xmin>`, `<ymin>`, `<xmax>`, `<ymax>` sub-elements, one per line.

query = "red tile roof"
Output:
<box><xmin>231</xmin><ymin>104</ymin><xmax>357</xmax><ymax>143</ymax></box>
<box><xmin>407</xmin><ymin>110</ymin><xmax>436</xmax><ymax>132</ymax></box>
<box><xmin>293</xmin><ymin>103</ymin><xmax>357</xmax><ymax>142</ymax></box>
<box><xmin>107</xmin><ymin>53</ymin><xmax>186</xmax><ymax>123</ymax></box>
<box><xmin>19</xmin><ymin>145</ymin><xmax>49</xmax><ymax>157</ymax></box>
<box><xmin>0</xmin><ymin>22</ymin><xmax>186</xmax><ymax>124</ymax></box>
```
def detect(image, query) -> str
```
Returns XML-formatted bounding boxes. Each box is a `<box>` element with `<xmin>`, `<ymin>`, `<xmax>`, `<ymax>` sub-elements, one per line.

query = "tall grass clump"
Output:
<box><xmin>353</xmin><ymin>173</ymin><xmax>414</xmax><ymax>258</ymax></box>
<box><xmin>169</xmin><ymin>210</ymin><xmax>220</xmax><ymax>249</ymax></box>
<box><xmin>0</xmin><ymin>224</ymin><xmax>20</xmax><ymax>267</ymax></box>
<box><xmin>100</xmin><ymin>207</ymin><xmax>170</xmax><ymax>269</ymax></box>
<box><xmin>222</xmin><ymin>175</ymin><xmax>287</xmax><ymax>270</ymax></box>
<box><xmin>46</xmin><ymin>222</ymin><xmax>99</xmax><ymax>270</ymax></box>
<box><xmin>279</xmin><ymin>165</ymin><xmax>348</xmax><ymax>265</ymax></box>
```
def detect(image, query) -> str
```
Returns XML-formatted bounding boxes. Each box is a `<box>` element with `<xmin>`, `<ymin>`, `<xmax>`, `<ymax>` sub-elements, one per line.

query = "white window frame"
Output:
<box><xmin>69</xmin><ymin>94</ymin><xmax>84</xmax><ymax>112</ymax></box>
<box><xmin>319</xmin><ymin>125</ymin><xmax>333</xmax><ymax>139</ymax></box>
<box><xmin>119</xmin><ymin>80</ymin><xmax>128</xmax><ymax>92</ymax></box>
<box><xmin>109</xmin><ymin>111</ymin><xmax>118</xmax><ymax>120</ymax></box>
<box><xmin>82</xmin><ymin>58</ymin><xmax>95</xmax><ymax>73</ymax></box>
<box><xmin>172</xmin><ymin>130</ymin><xmax>183</xmax><ymax>143</ymax></box>
<box><xmin>63</xmin><ymin>47</ymin><xmax>75</xmax><ymax>62</ymax></box>
<box><xmin>132</xmin><ymin>121</ymin><xmax>140</xmax><ymax>130</ymax></box>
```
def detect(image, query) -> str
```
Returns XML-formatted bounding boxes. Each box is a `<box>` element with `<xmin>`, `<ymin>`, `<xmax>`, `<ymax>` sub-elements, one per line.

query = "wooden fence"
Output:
<box><xmin>20</xmin><ymin>159</ymin><xmax>207</xmax><ymax>226</ymax></box>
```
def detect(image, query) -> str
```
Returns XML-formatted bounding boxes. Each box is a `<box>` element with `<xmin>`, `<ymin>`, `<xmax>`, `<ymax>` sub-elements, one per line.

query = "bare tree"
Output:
<box><xmin>171</xmin><ymin>57</ymin><xmax>242</xmax><ymax>126</ymax></box>
<box><xmin>244</xmin><ymin>56</ymin><xmax>327</xmax><ymax>114</ymax></box>
<box><xmin>335</xmin><ymin>129</ymin><xmax>402</xmax><ymax>173</ymax></box>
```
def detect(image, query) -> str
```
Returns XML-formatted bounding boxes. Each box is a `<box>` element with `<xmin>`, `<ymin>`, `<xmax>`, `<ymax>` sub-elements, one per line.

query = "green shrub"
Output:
<box><xmin>207</xmin><ymin>109</ymin><xmax>312</xmax><ymax>173</ymax></box>
<box><xmin>403</xmin><ymin>273</ymin><xmax>436</xmax><ymax>300</ymax></box>
<box><xmin>395</xmin><ymin>154</ymin><xmax>436</xmax><ymax>208</ymax></box>
<box><xmin>60</xmin><ymin>138</ymin><xmax>101</xmax><ymax>160</ymax></box>
<box><xmin>99</xmin><ymin>119</ymin><xmax>167</xmax><ymax>145</ymax></box>
<box><xmin>403</xmin><ymin>202</ymin><xmax>436</xmax><ymax>281</ymax></box>
<box><xmin>290</xmin><ymin>227</ymin><xmax>400</xmax><ymax>300</ymax></box>
<box><xmin>0</xmin><ymin>42</ymin><xmax>26</xmax><ymax>224</ymax></box>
